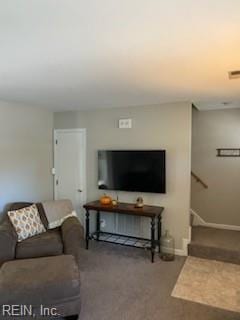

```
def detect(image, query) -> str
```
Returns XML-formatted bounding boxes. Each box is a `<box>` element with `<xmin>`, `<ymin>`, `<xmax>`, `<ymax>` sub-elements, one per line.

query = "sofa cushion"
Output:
<box><xmin>0</xmin><ymin>255</ymin><xmax>81</xmax><ymax>308</ymax></box>
<box><xmin>16</xmin><ymin>228</ymin><xmax>63</xmax><ymax>259</ymax></box>
<box><xmin>8</xmin><ymin>204</ymin><xmax>46</xmax><ymax>242</ymax></box>
<box><xmin>8</xmin><ymin>202</ymin><xmax>49</xmax><ymax>229</ymax></box>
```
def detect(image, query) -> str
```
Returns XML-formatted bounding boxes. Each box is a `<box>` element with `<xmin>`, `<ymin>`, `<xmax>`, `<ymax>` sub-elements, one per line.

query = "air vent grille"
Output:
<box><xmin>229</xmin><ymin>70</ymin><xmax>240</xmax><ymax>79</ymax></box>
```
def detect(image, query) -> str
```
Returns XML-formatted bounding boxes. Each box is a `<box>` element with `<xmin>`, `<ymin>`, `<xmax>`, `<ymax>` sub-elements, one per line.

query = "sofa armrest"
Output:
<box><xmin>61</xmin><ymin>216</ymin><xmax>84</xmax><ymax>263</ymax></box>
<box><xmin>0</xmin><ymin>222</ymin><xmax>17</xmax><ymax>265</ymax></box>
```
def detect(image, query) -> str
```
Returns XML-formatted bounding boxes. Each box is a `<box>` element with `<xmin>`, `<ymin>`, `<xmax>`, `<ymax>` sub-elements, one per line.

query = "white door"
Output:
<box><xmin>54</xmin><ymin>129</ymin><xmax>86</xmax><ymax>225</ymax></box>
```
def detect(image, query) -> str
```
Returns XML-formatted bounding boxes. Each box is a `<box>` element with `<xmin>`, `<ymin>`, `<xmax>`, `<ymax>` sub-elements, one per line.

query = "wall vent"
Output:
<box><xmin>228</xmin><ymin>70</ymin><xmax>240</xmax><ymax>79</ymax></box>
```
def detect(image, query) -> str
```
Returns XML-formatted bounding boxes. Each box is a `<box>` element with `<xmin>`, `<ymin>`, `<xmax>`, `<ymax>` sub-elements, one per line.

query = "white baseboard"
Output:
<box><xmin>161</xmin><ymin>246</ymin><xmax>186</xmax><ymax>256</ymax></box>
<box><xmin>161</xmin><ymin>234</ymin><xmax>190</xmax><ymax>257</ymax></box>
<box><xmin>175</xmin><ymin>247</ymin><xmax>187</xmax><ymax>256</ymax></box>
<box><xmin>202</xmin><ymin>222</ymin><xmax>240</xmax><ymax>231</ymax></box>
<box><xmin>182</xmin><ymin>237</ymin><xmax>190</xmax><ymax>256</ymax></box>
<box><xmin>190</xmin><ymin>209</ymin><xmax>240</xmax><ymax>231</ymax></box>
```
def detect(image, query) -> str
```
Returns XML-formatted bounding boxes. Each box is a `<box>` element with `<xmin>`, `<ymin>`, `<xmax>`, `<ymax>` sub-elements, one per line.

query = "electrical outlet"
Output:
<box><xmin>100</xmin><ymin>219</ymin><xmax>106</xmax><ymax>228</ymax></box>
<box><xmin>118</xmin><ymin>118</ymin><xmax>132</xmax><ymax>129</ymax></box>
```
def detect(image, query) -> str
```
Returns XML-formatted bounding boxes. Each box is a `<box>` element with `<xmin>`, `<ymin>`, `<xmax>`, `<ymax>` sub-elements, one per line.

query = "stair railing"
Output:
<box><xmin>191</xmin><ymin>171</ymin><xmax>208</xmax><ymax>189</ymax></box>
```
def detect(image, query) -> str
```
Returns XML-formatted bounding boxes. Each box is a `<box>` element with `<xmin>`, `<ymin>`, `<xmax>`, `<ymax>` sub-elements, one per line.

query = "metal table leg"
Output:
<box><xmin>158</xmin><ymin>215</ymin><xmax>162</xmax><ymax>253</ymax></box>
<box><xmin>151</xmin><ymin>217</ymin><xmax>156</xmax><ymax>263</ymax></box>
<box><xmin>96</xmin><ymin>210</ymin><xmax>100</xmax><ymax>241</ymax></box>
<box><xmin>85</xmin><ymin>209</ymin><xmax>90</xmax><ymax>249</ymax></box>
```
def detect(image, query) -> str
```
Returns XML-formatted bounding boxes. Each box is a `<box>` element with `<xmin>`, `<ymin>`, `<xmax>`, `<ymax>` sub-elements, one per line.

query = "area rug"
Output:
<box><xmin>171</xmin><ymin>256</ymin><xmax>240</xmax><ymax>313</ymax></box>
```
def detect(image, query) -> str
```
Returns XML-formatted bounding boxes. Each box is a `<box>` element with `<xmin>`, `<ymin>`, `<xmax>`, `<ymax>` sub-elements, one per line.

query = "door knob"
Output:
<box><xmin>77</xmin><ymin>189</ymin><xmax>83</xmax><ymax>192</ymax></box>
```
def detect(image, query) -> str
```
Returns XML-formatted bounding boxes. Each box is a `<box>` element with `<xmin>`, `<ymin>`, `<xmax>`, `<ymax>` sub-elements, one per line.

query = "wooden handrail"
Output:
<box><xmin>191</xmin><ymin>171</ymin><xmax>208</xmax><ymax>189</ymax></box>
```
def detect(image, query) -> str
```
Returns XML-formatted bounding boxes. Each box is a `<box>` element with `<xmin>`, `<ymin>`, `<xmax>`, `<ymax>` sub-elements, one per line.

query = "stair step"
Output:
<box><xmin>188</xmin><ymin>226</ymin><xmax>240</xmax><ymax>265</ymax></box>
<box><xmin>188</xmin><ymin>243</ymin><xmax>240</xmax><ymax>265</ymax></box>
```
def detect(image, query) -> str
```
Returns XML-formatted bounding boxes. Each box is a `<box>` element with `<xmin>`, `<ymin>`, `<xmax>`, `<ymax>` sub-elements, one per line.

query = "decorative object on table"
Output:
<box><xmin>135</xmin><ymin>197</ymin><xmax>144</xmax><ymax>208</ymax></box>
<box><xmin>160</xmin><ymin>230</ymin><xmax>175</xmax><ymax>261</ymax></box>
<box><xmin>111</xmin><ymin>199</ymin><xmax>118</xmax><ymax>206</ymax></box>
<box><xmin>99</xmin><ymin>194</ymin><xmax>112</xmax><ymax>205</ymax></box>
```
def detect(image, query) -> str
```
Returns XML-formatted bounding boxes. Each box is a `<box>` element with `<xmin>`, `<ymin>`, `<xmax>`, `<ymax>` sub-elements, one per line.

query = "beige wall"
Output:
<box><xmin>192</xmin><ymin>108</ymin><xmax>240</xmax><ymax>226</ymax></box>
<box><xmin>54</xmin><ymin>102</ymin><xmax>192</xmax><ymax>251</ymax></box>
<box><xmin>0</xmin><ymin>101</ymin><xmax>53</xmax><ymax>214</ymax></box>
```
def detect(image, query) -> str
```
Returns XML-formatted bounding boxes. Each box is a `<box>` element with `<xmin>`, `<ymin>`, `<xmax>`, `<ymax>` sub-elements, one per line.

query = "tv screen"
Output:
<box><xmin>98</xmin><ymin>150</ymin><xmax>166</xmax><ymax>193</ymax></box>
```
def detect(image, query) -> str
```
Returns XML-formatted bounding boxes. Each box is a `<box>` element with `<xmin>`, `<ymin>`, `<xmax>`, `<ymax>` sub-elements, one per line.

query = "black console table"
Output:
<box><xmin>83</xmin><ymin>201</ymin><xmax>164</xmax><ymax>262</ymax></box>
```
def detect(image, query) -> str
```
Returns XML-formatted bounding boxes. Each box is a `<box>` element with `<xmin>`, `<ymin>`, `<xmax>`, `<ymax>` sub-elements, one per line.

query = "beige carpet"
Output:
<box><xmin>172</xmin><ymin>256</ymin><xmax>240</xmax><ymax>313</ymax></box>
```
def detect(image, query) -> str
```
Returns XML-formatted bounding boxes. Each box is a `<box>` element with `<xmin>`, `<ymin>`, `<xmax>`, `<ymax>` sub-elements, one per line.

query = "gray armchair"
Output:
<box><xmin>0</xmin><ymin>201</ymin><xmax>84</xmax><ymax>319</ymax></box>
<box><xmin>0</xmin><ymin>202</ymin><xmax>84</xmax><ymax>266</ymax></box>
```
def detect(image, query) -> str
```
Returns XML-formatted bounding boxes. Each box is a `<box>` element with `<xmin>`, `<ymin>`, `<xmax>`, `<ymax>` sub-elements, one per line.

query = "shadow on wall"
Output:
<box><xmin>191</xmin><ymin>108</ymin><xmax>240</xmax><ymax>226</ymax></box>
<box><xmin>0</xmin><ymin>101</ymin><xmax>54</xmax><ymax>219</ymax></box>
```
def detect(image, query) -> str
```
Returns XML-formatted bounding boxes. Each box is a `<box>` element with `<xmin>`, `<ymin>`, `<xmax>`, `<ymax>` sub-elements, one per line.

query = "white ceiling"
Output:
<box><xmin>0</xmin><ymin>0</ymin><xmax>240</xmax><ymax>111</ymax></box>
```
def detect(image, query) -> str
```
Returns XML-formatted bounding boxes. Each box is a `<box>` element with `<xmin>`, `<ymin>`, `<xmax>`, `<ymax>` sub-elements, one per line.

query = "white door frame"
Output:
<box><xmin>53</xmin><ymin>128</ymin><xmax>87</xmax><ymax>224</ymax></box>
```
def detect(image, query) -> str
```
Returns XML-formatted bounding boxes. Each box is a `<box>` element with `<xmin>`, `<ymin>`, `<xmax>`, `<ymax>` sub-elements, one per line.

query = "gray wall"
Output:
<box><xmin>192</xmin><ymin>108</ymin><xmax>240</xmax><ymax>226</ymax></box>
<box><xmin>0</xmin><ymin>101</ymin><xmax>54</xmax><ymax>214</ymax></box>
<box><xmin>54</xmin><ymin>102</ymin><xmax>192</xmax><ymax>251</ymax></box>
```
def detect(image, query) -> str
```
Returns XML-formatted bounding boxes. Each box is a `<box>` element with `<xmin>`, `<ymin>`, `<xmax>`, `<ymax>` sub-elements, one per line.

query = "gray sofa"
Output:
<box><xmin>0</xmin><ymin>202</ymin><xmax>84</xmax><ymax>319</ymax></box>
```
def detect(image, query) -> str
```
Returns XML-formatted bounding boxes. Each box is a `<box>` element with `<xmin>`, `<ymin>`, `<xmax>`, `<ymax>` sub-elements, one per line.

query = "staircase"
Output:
<box><xmin>190</xmin><ymin>172</ymin><xmax>240</xmax><ymax>265</ymax></box>
<box><xmin>188</xmin><ymin>226</ymin><xmax>240</xmax><ymax>265</ymax></box>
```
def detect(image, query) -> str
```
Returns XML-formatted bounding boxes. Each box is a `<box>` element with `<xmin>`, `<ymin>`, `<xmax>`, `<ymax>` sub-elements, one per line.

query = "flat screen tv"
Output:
<box><xmin>98</xmin><ymin>150</ymin><xmax>166</xmax><ymax>193</ymax></box>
